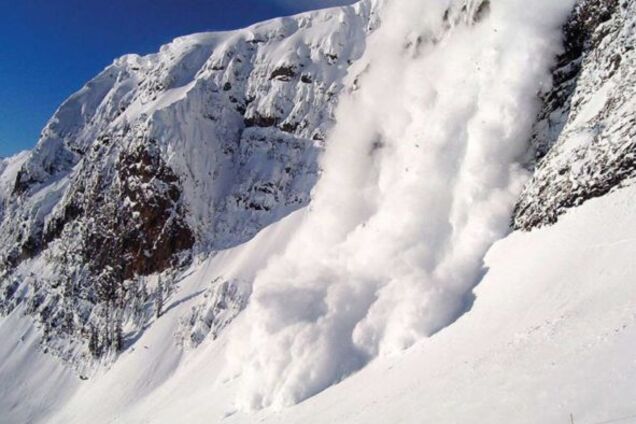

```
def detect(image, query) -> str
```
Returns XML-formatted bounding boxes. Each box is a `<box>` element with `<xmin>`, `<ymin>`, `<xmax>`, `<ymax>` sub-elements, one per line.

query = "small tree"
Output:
<box><xmin>88</xmin><ymin>327</ymin><xmax>100</xmax><ymax>358</ymax></box>
<box><xmin>112</xmin><ymin>319</ymin><xmax>123</xmax><ymax>352</ymax></box>
<box><xmin>155</xmin><ymin>277</ymin><xmax>164</xmax><ymax>319</ymax></box>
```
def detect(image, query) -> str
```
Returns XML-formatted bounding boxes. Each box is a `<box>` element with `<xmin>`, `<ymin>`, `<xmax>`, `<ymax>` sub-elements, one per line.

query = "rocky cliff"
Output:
<box><xmin>514</xmin><ymin>0</ymin><xmax>635</xmax><ymax>229</ymax></box>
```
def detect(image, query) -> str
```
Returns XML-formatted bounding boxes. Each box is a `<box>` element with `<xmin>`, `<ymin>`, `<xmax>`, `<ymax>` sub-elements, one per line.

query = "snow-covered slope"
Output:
<box><xmin>4</xmin><ymin>173</ymin><xmax>636</xmax><ymax>424</ymax></box>
<box><xmin>1</xmin><ymin>0</ymin><xmax>635</xmax><ymax>422</ymax></box>
<box><xmin>0</xmin><ymin>151</ymin><xmax>29</xmax><ymax>209</ymax></box>
<box><xmin>227</xmin><ymin>0</ymin><xmax>574</xmax><ymax>409</ymax></box>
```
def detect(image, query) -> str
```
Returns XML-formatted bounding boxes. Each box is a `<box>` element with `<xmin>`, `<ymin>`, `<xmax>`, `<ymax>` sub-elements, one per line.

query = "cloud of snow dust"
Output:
<box><xmin>227</xmin><ymin>0</ymin><xmax>575</xmax><ymax>410</ymax></box>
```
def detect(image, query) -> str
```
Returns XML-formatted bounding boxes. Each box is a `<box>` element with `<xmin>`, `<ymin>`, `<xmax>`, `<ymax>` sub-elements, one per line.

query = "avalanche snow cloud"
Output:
<box><xmin>228</xmin><ymin>0</ymin><xmax>575</xmax><ymax>410</ymax></box>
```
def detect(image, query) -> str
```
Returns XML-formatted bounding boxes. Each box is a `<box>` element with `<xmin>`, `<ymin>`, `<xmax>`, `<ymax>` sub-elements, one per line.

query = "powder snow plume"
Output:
<box><xmin>227</xmin><ymin>0</ymin><xmax>574</xmax><ymax>410</ymax></box>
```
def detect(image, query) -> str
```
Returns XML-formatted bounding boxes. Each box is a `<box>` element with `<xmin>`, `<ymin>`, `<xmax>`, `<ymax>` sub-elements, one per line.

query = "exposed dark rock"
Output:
<box><xmin>244</xmin><ymin>113</ymin><xmax>279</xmax><ymax>128</ymax></box>
<box><xmin>85</xmin><ymin>139</ymin><xmax>194</xmax><ymax>281</ymax></box>
<box><xmin>43</xmin><ymin>201</ymin><xmax>84</xmax><ymax>245</ymax></box>
<box><xmin>270</xmin><ymin>65</ymin><xmax>297</xmax><ymax>82</ymax></box>
<box><xmin>473</xmin><ymin>0</ymin><xmax>491</xmax><ymax>23</ymax></box>
<box><xmin>280</xmin><ymin>121</ymin><xmax>300</xmax><ymax>133</ymax></box>
<box><xmin>12</xmin><ymin>169</ymin><xmax>36</xmax><ymax>195</ymax></box>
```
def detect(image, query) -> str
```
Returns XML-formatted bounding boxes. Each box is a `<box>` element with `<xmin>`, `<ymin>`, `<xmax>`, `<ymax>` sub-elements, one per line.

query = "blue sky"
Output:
<box><xmin>0</xmin><ymin>0</ymin><xmax>355</xmax><ymax>157</ymax></box>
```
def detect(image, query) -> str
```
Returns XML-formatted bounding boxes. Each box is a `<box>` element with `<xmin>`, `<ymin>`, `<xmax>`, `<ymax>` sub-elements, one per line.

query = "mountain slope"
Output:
<box><xmin>4</xmin><ymin>172</ymin><xmax>635</xmax><ymax>424</ymax></box>
<box><xmin>514</xmin><ymin>0</ymin><xmax>636</xmax><ymax>228</ymax></box>
<box><xmin>0</xmin><ymin>0</ymin><xmax>635</xmax><ymax>422</ymax></box>
<box><xmin>0</xmin><ymin>0</ymin><xmax>379</xmax><ymax>365</ymax></box>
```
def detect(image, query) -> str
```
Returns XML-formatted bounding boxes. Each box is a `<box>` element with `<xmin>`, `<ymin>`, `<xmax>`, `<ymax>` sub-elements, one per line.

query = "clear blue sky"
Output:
<box><xmin>0</xmin><ymin>0</ymin><xmax>355</xmax><ymax>157</ymax></box>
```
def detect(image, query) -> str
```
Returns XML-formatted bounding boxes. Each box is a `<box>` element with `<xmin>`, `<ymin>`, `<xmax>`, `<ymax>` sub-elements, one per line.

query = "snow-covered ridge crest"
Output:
<box><xmin>227</xmin><ymin>0</ymin><xmax>575</xmax><ymax>410</ymax></box>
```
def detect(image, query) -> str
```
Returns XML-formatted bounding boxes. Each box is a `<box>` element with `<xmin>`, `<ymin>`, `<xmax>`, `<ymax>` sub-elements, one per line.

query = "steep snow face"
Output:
<box><xmin>0</xmin><ymin>151</ymin><xmax>29</xmax><ymax>205</ymax></box>
<box><xmin>514</xmin><ymin>0</ymin><xmax>636</xmax><ymax>229</ymax></box>
<box><xmin>227</xmin><ymin>0</ymin><xmax>575</xmax><ymax>409</ymax></box>
<box><xmin>0</xmin><ymin>1</ymin><xmax>379</xmax><ymax>363</ymax></box>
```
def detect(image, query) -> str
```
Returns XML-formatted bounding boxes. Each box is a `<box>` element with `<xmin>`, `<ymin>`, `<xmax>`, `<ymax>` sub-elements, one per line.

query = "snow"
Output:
<box><xmin>4</xmin><ymin>0</ymin><xmax>377</xmax><ymax>263</ymax></box>
<box><xmin>0</xmin><ymin>151</ymin><xmax>29</xmax><ymax>201</ymax></box>
<box><xmin>572</xmin><ymin>79</ymin><xmax>614</xmax><ymax>127</ymax></box>
<box><xmin>226</xmin><ymin>0</ymin><xmax>576</xmax><ymax>409</ymax></box>
<box><xmin>0</xmin><ymin>305</ymin><xmax>78</xmax><ymax>424</ymax></box>
<box><xmin>3</xmin><ymin>178</ymin><xmax>634</xmax><ymax>424</ymax></box>
<box><xmin>1</xmin><ymin>1</ymin><xmax>635</xmax><ymax>423</ymax></box>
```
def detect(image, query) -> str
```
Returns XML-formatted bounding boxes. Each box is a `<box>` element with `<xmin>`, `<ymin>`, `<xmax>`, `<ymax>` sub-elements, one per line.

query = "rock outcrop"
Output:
<box><xmin>513</xmin><ymin>0</ymin><xmax>635</xmax><ymax>229</ymax></box>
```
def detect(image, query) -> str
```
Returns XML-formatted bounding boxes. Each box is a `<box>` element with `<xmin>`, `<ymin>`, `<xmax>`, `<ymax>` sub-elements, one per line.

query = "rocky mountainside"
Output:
<box><xmin>0</xmin><ymin>0</ymin><xmax>634</xmax><ymax>414</ymax></box>
<box><xmin>514</xmin><ymin>0</ymin><xmax>635</xmax><ymax>229</ymax></box>
<box><xmin>0</xmin><ymin>0</ymin><xmax>379</xmax><ymax>366</ymax></box>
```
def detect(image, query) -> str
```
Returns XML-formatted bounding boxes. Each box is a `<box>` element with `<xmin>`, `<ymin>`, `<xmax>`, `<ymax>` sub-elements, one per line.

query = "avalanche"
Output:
<box><xmin>227</xmin><ymin>0</ymin><xmax>574</xmax><ymax>409</ymax></box>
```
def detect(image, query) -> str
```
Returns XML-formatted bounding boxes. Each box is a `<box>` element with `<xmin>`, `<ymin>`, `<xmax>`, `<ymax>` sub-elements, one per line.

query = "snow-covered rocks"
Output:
<box><xmin>514</xmin><ymin>0</ymin><xmax>636</xmax><ymax>229</ymax></box>
<box><xmin>177</xmin><ymin>277</ymin><xmax>251</xmax><ymax>348</ymax></box>
<box><xmin>0</xmin><ymin>0</ymin><xmax>378</xmax><ymax>362</ymax></box>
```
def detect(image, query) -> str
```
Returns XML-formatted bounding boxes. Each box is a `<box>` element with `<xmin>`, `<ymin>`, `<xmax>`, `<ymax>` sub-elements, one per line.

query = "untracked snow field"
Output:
<box><xmin>1</xmin><ymin>184</ymin><xmax>635</xmax><ymax>424</ymax></box>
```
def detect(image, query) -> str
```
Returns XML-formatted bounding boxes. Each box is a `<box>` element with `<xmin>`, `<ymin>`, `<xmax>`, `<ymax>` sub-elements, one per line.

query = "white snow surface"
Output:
<box><xmin>2</xmin><ymin>178</ymin><xmax>635</xmax><ymax>424</ymax></box>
